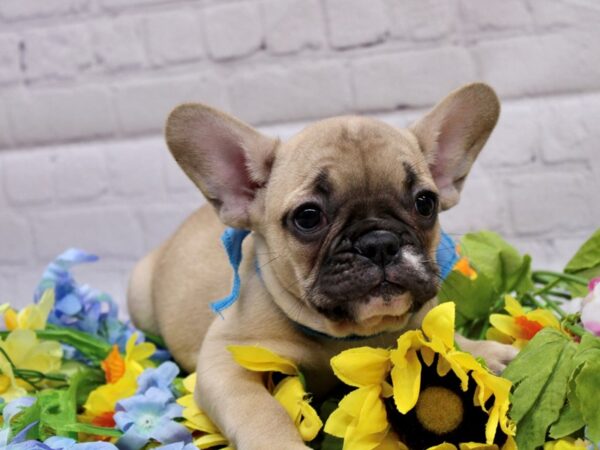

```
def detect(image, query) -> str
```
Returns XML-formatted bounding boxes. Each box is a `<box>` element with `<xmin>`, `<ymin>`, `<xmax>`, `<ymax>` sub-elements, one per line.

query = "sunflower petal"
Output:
<box><xmin>227</xmin><ymin>345</ymin><xmax>298</xmax><ymax>375</ymax></box>
<box><xmin>391</xmin><ymin>349</ymin><xmax>421</xmax><ymax>414</ymax></box>
<box><xmin>422</xmin><ymin>303</ymin><xmax>455</xmax><ymax>349</ymax></box>
<box><xmin>331</xmin><ymin>347</ymin><xmax>391</xmax><ymax>387</ymax></box>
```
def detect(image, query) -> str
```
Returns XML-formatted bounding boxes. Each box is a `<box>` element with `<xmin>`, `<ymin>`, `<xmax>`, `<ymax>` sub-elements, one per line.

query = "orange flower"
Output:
<box><xmin>101</xmin><ymin>345</ymin><xmax>125</xmax><ymax>384</ymax></box>
<box><xmin>487</xmin><ymin>296</ymin><xmax>563</xmax><ymax>349</ymax></box>
<box><xmin>453</xmin><ymin>245</ymin><xmax>477</xmax><ymax>280</ymax></box>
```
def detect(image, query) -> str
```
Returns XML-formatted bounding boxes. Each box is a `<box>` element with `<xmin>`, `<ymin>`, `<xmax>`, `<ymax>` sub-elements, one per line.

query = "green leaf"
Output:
<box><xmin>460</xmin><ymin>231</ymin><xmax>533</xmax><ymax>294</ymax></box>
<box><xmin>549</xmin><ymin>391</ymin><xmax>585</xmax><ymax>439</ymax></box>
<box><xmin>575</xmin><ymin>359</ymin><xmax>600</xmax><ymax>442</ymax></box>
<box><xmin>565</xmin><ymin>228</ymin><xmax>600</xmax><ymax>273</ymax></box>
<box><xmin>439</xmin><ymin>270</ymin><xmax>498</xmax><ymax>321</ymax></box>
<box><xmin>503</xmin><ymin>329</ymin><xmax>577</xmax><ymax>450</ymax></box>
<box><xmin>10</xmin><ymin>400</ymin><xmax>41</xmax><ymax>440</ymax></box>
<box><xmin>62</xmin><ymin>422</ymin><xmax>122</xmax><ymax>438</ymax></box>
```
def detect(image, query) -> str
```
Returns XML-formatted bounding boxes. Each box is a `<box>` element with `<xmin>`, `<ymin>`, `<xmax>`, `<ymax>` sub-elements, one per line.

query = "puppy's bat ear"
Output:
<box><xmin>410</xmin><ymin>83</ymin><xmax>500</xmax><ymax>210</ymax></box>
<box><xmin>166</xmin><ymin>104</ymin><xmax>279</xmax><ymax>229</ymax></box>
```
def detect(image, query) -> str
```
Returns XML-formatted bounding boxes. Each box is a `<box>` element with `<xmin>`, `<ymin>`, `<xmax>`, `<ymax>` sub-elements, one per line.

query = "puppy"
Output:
<box><xmin>127</xmin><ymin>83</ymin><xmax>517</xmax><ymax>450</ymax></box>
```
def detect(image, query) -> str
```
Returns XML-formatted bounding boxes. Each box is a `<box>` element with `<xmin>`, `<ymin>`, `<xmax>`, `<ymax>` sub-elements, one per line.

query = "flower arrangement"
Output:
<box><xmin>0</xmin><ymin>229</ymin><xmax>599</xmax><ymax>450</ymax></box>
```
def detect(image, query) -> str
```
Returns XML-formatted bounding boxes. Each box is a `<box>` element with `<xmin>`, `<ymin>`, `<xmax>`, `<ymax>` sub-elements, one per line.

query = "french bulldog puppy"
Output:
<box><xmin>127</xmin><ymin>83</ymin><xmax>517</xmax><ymax>450</ymax></box>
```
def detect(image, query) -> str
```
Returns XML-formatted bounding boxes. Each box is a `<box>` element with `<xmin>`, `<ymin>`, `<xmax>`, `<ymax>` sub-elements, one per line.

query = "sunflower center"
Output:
<box><xmin>415</xmin><ymin>386</ymin><xmax>464</xmax><ymax>435</ymax></box>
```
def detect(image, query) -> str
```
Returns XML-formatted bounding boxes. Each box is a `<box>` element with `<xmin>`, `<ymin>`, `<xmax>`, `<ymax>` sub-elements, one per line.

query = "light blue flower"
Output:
<box><xmin>43</xmin><ymin>436</ymin><xmax>118</xmax><ymax>450</ymax></box>
<box><xmin>3</xmin><ymin>396</ymin><xmax>36</xmax><ymax>423</ymax></box>
<box><xmin>33</xmin><ymin>248</ymin><xmax>143</xmax><ymax>353</ymax></box>
<box><xmin>136</xmin><ymin>361</ymin><xmax>180</xmax><ymax>397</ymax></box>
<box><xmin>154</xmin><ymin>443</ymin><xmax>199</xmax><ymax>450</ymax></box>
<box><xmin>115</xmin><ymin>387</ymin><xmax>190</xmax><ymax>450</ymax></box>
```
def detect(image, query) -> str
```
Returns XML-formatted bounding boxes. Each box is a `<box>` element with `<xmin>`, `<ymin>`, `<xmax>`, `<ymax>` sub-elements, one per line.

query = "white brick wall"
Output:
<box><xmin>1</xmin><ymin>0</ymin><xmax>599</xmax><ymax>313</ymax></box>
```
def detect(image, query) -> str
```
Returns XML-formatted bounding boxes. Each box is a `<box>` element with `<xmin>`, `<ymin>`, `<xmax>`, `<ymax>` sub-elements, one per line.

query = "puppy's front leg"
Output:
<box><xmin>195</xmin><ymin>340</ymin><xmax>311</xmax><ymax>450</ymax></box>
<box><xmin>455</xmin><ymin>334</ymin><xmax>518</xmax><ymax>373</ymax></box>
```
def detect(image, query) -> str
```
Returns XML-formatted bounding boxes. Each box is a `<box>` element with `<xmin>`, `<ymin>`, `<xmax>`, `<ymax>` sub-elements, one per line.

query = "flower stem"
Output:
<box><xmin>532</xmin><ymin>270</ymin><xmax>589</xmax><ymax>286</ymax></box>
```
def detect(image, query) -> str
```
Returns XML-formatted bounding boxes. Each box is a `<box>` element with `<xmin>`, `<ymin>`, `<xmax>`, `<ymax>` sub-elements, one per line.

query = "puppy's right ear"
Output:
<box><xmin>166</xmin><ymin>104</ymin><xmax>279</xmax><ymax>229</ymax></box>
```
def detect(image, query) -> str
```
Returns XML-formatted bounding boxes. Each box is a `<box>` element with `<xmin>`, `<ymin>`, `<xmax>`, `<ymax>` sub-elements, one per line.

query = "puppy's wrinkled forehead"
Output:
<box><xmin>269</xmin><ymin>116</ymin><xmax>433</xmax><ymax>209</ymax></box>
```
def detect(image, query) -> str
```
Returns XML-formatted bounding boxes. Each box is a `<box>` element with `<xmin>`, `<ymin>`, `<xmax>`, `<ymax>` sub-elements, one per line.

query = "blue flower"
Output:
<box><xmin>33</xmin><ymin>248</ymin><xmax>143</xmax><ymax>353</ymax></box>
<box><xmin>154</xmin><ymin>443</ymin><xmax>199</xmax><ymax>450</ymax></box>
<box><xmin>43</xmin><ymin>437</ymin><xmax>118</xmax><ymax>450</ymax></box>
<box><xmin>3</xmin><ymin>396</ymin><xmax>36</xmax><ymax>423</ymax></box>
<box><xmin>136</xmin><ymin>361</ymin><xmax>180</xmax><ymax>397</ymax></box>
<box><xmin>115</xmin><ymin>387</ymin><xmax>191</xmax><ymax>450</ymax></box>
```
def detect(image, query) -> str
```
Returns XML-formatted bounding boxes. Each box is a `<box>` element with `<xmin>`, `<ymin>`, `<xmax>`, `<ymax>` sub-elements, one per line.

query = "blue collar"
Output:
<box><xmin>210</xmin><ymin>228</ymin><xmax>459</xmax><ymax>337</ymax></box>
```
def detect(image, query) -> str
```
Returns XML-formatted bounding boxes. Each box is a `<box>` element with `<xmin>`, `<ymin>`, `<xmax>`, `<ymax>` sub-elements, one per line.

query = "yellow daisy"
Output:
<box><xmin>487</xmin><ymin>295</ymin><xmax>563</xmax><ymax>348</ymax></box>
<box><xmin>228</xmin><ymin>345</ymin><xmax>323</xmax><ymax>442</ymax></box>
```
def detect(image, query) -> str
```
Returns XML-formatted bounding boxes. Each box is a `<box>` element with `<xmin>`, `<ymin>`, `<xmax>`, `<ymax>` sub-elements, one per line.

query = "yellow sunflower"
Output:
<box><xmin>177</xmin><ymin>372</ymin><xmax>233</xmax><ymax>450</ymax></box>
<box><xmin>487</xmin><ymin>295</ymin><xmax>563</xmax><ymax>349</ymax></box>
<box><xmin>325</xmin><ymin>303</ymin><xmax>516</xmax><ymax>450</ymax></box>
<box><xmin>228</xmin><ymin>345</ymin><xmax>323</xmax><ymax>442</ymax></box>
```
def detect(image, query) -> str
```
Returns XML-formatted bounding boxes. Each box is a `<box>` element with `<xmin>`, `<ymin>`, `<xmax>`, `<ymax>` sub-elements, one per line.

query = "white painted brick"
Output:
<box><xmin>479</xmin><ymin>101</ymin><xmax>538</xmax><ymax>168</ymax></box>
<box><xmin>459</xmin><ymin>0</ymin><xmax>532</xmax><ymax>36</ymax></box>
<box><xmin>55</xmin><ymin>146</ymin><xmax>108</xmax><ymax>202</ymax></box>
<box><xmin>204</xmin><ymin>2</ymin><xmax>263</xmax><ymax>60</ymax></box>
<box><xmin>473</xmin><ymin>29</ymin><xmax>600</xmax><ymax>98</ymax></box>
<box><xmin>527</xmin><ymin>0</ymin><xmax>600</xmax><ymax>28</ymax></box>
<box><xmin>538</xmin><ymin>95</ymin><xmax>600</xmax><ymax>163</ymax></box>
<box><xmin>507</xmin><ymin>172</ymin><xmax>594</xmax><ymax>235</ymax></box>
<box><xmin>32</xmin><ymin>207</ymin><xmax>143</xmax><ymax>260</ymax></box>
<box><xmin>164</xmin><ymin>152</ymin><xmax>200</xmax><ymax>195</ymax></box>
<box><xmin>23</xmin><ymin>25</ymin><xmax>93</xmax><ymax>81</ymax></box>
<box><xmin>2</xmin><ymin>151</ymin><xmax>54</xmax><ymax>205</ymax></box>
<box><xmin>551</xmin><ymin>236</ymin><xmax>593</xmax><ymax>270</ymax></box>
<box><xmin>507</xmin><ymin>238</ymin><xmax>555</xmax><ymax>268</ymax></box>
<box><xmin>325</xmin><ymin>0</ymin><xmax>388</xmax><ymax>49</ymax></box>
<box><xmin>144</xmin><ymin>10</ymin><xmax>205</xmax><ymax>65</ymax></box>
<box><xmin>0</xmin><ymin>34</ymin><xmax>20</xmax><ymax>85</ymax></box>
<box><xmin>441</xmin><ymin>168</ymin><xmax>509</xmax><ymax>234</ymax></box>
<box><xmin>115</xmin><ymin>74</ymin><xmax>228</xmax><ymax>135</ymax></box>
<box><xmin>7</xmin><ymin>86</ymin><xmax>116</xmax><ymax>146</ymax></box>
<box><xmin>352</xmin><ymin>47</ymin><xmax>476</xmax><ymax>111</ymax></box>
<box><xmin>0</xmin><ymin>0</ymin><xmax>90</xmax><ymax>20</ymax></box>
<box><xmin>229</xmin><ymin>61</ymin><xmax>352</xmax><ymax>124</ymax></box>
<box><xmin>385</xmin><ymin>0</ymin><xmax>457</xmax><ymax>41</ymax></box>
<box><xmin>99</xmin><ymin>0</ymin><xmax>171</xmax><ymax>11</ymax></box>
<box><xmin>0</xmin><ymin>213</ymin><xmax>32</xmax><ymax>263</ymax></box>
<box><xmin>104</xmin><ymin>139</ymin><xmax>165</xmax><ymax>197</ymax></box>
<box><xmin>139</xmin><ymin>204</ymin><xmax>198</xmax><ymax>251</ymax></box>
<box><xmin>91</xmin><ymin>17</ymin><xmax>146</xmax><ymax>71</ymax></box>
<box><xmin>0</xmin><ymin>100</ymin><xmax>13</xmax><ymax>149</ymax></box>
<box><xmin>262</xmin><ymin>0</ymin><xmax>324</xmax><ymax>54</ymax></box>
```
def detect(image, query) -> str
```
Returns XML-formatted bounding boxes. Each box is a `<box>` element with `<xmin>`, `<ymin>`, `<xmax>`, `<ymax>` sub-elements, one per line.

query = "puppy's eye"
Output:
<box><xmin>293</xmin><ymin>205</ymin><xmax>325</xmax><ymax>232</ymax></box>
<box><xmin>414</xmin><ymin>191</ymin><xmax>438</xmax><ymax>217</ymax></box>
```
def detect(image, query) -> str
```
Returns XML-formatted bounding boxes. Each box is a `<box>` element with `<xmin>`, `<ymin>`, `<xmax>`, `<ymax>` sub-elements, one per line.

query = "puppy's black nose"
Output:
<box><xmin>354</xmin><ymin>230</ymin><xmax>401</xmax><ymax>266</ymax></box>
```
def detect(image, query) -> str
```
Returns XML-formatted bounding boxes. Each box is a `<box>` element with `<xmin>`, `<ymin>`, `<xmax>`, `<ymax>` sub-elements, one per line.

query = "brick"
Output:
<box><xmin>2</xmin><ymin>151</ymin><xmax>54</xmax><ymax>205</ymax></box>
<box><xmin>115</xmin><ymin>74</ymin><xmax>228</xmax><ymax>135</ymax></box>
<box><xmin>527</xmin><ymin>0</ymin><xmax>600</xmax><ymax>28</ymax></box>
<box><xmin>325</xmin><ymin>0</ymin><xmax>388</xmax><ymax>49</ymax></box>
<box><xmin>507</xmin><ymin>172</ymin><xmax>594</xmax><ymax>235</ymax></box>
<box><xmin>23</xmin><ymin>25</ymin><xmax>93</xmax><ymax>81</ymax></box>
<box><xmin>459</xmin><ymin>0</ymin><xmax>532</xmax><ymax>37</ymax></box>
<box><xmin>164</xmin><ymin>152</ymin><xmax>200</xmax><ymax>194</ymax></box>
<box><xmin>538</xmin><ymin>95</ymin><xmax>600</xmax><ymax>163</ymax></box>
<box><xmin>99</xmin><ymin>0</ymin><xmax>169</xmax><ymax>11</ymax></box>
<box><xmin>204</xmin><ymin>2</ymin><xmax>262</xmax><ymax>60</ymax></box>
<box><xmin>0</xmin><ymin>99</ymin><xmax>13</xmax><ymax>149</ymax></box>
<box><xmin>32</xmin><ymin>207</ymin><xmax>143</xmax><ymax>260</ymax></box>
<box><xmin>55</xmin><ymin>146</ymin><xmax>108</xmax><ymax>202</ymax></box>
<box><xmin>385</xmin><ymin>0</ymin><xmax>457</xmax><ymax>41</ymax></box>
<box><xmin>139</xmin><ymin>204</ymin><xmax>198</xmax><ymax>251</ymax></box>
<box><xmin>262</xmin><ymin>0</ymin><xmax>324</xmax><ymax>54</ymax></box>
<box><xmin>0</xmin><ymin>34</ymin><xmax>20</xmax><ymax>85</ymax></box>
<box><xmin>479</xmin><ymin>101</ymin><xmax>538</xmax><ymax>168</ymax></box>
<box><xmin>0</xmin><ymin>213</ymin><xmax>32</xmax><ymax>263</ymax></box>
<box><xmin>441</xmin><ymin>169</ymin><xmax>509</xmax><ymax>234</ymax></box>
<box><xmin>91</xmin><ymin>17</ymin><xmax>146</xmax><ymax>71</ymax></box>
<box><xmin>69</xmin><ymin>265</ymin><xmax>129</xmax><ymax>313</ymax></box>
<box><xmin>7</xmin><ymin>86</ymin><xmax>116</xmax><ymax>146</ymax></box>
<box><xmin>144</xmin><ymin>10</ymin><xmax>204</xmax><ymax>65</ymax></box>
<box><xmin>104</xmin><ymin>138</ymin><xmax>165</xmax><ymax>197</ymax></box>
<box><xmin>552</xmin><ymin>236</ymin><xmax>594</xmax><ymax>269</ymax></box>
<box><xmin>352</xmin><ymin>47</ymin><xmax>476</xmax><ymax>111</ymax></box>
<box><xmin>229</xmin><ymin>61</ymin><xmax>352</xmax><ymax>124</ymax></box>
<box><xmin>473</xmin><ymin>29</ymin><xmax>600</xmax><ymax>98</ymax></box>
<box><xmin>0</xmin><ymin>0</ymin><xmax>90</xmax><ymax>20</ymax></box>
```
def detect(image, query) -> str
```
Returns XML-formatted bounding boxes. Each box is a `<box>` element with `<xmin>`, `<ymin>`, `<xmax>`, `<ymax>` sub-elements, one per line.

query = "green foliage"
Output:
<box><xmin>564</xmin><ymin>228</ymin><xmax>600</xmax><ymax>297</ymax></box>
<box><xmin>504</xmin><ymin>330</ymin><xmax>600</xmax><ymax>449</ymax></box>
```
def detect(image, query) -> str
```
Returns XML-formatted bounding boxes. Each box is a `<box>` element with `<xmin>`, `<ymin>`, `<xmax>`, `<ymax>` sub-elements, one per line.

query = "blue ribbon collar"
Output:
<box><xmin>210</xmin><ymin>228</ymin><xmax>459</xmax><ymax>322</ymax></box>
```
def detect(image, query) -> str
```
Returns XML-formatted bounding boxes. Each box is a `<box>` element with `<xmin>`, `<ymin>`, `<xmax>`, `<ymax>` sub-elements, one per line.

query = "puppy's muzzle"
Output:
<box><xmin>354</xmin><ymin>230</ymin><xmax>401</xmax><ymax>267</ymax></box>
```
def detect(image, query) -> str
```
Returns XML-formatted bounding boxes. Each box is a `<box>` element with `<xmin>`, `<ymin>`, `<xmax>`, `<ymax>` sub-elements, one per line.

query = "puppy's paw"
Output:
<box><xmin>470</xmin><ymin>341</ymin><xmax>518</xmax><ymax>374</ymax></box>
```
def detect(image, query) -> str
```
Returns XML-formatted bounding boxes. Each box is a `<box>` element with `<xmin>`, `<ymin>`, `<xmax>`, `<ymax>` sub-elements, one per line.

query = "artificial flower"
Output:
<box><xmin>176</xmin><ymin>372</ymin><xmax>232</xmax><ymax>450</ymax></box>
<box><xmin>83</xmin><ymin>333</ymin><xmax>155</xmax><ymax>424</ymax></box>
<box><xmin>325</xmin><ymin>347</ymin><xmax>402</xmax><ymax>449</ymax></box>
<box><xmin>43</xmin><ymin>436</ymin><xmax>119</xmax><ymax>449</ymax></box>
<box><xmin>544</xmin><ymin>437</ymin><xmax>590</xmax><ymax>450</ymax></box>
<box><xmin>0</xmin><ymin>355</ymin><xmax>27</xmax><ymax>401</ymax></box>
<box><xmin>136</xmin><ymin>361</ymin><xmax>179</xmax><ymax>397</ymax></box>
<box><xmin>454</xmin><ymin>245</ymin><xmax>477</xmax><ymax>280</ymax></box>
<box><xmin>0</xmin><ymin>288</ymin><xmax>54</xmax><ymax>331</ymax></box>
<box><xmin>581</xmin><ymin>278</ymin><xmax>600</xmax><ymax>336</ymax></box>
<box><xmin>0</xmin><ymin>329</ymin><xmax>63</xmax><ymax>394</ymax></box>
<box><xmin>229</xmin><ymin>345</ymin><xmax>323</xmax><ymax>442</ymax></box>
<box><xmin>34</xmin><ymin>248</ymin><xmax>140</xmax><ymax>351</ymax></box>
<box><xmin>114</xmin><ymin>387</ymin><xmax>191</xmax><ymax>450</ymax></box>
<box><xmin>487</xmin><ymin>295</ymin><xmax>562</xmax><ymax>348</ymax></box>
<box><xmin>326</xmin><ymin>303</ymin><xmax>515</xmax><ymax>449</ymax></box>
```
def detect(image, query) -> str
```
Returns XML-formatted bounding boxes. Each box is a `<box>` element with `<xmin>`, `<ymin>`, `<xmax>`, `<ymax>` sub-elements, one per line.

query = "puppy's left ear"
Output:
<box><xmin>410</xmin><ymin>83</ymin><xmax>500</xmax><ymax>210</ymax></box>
